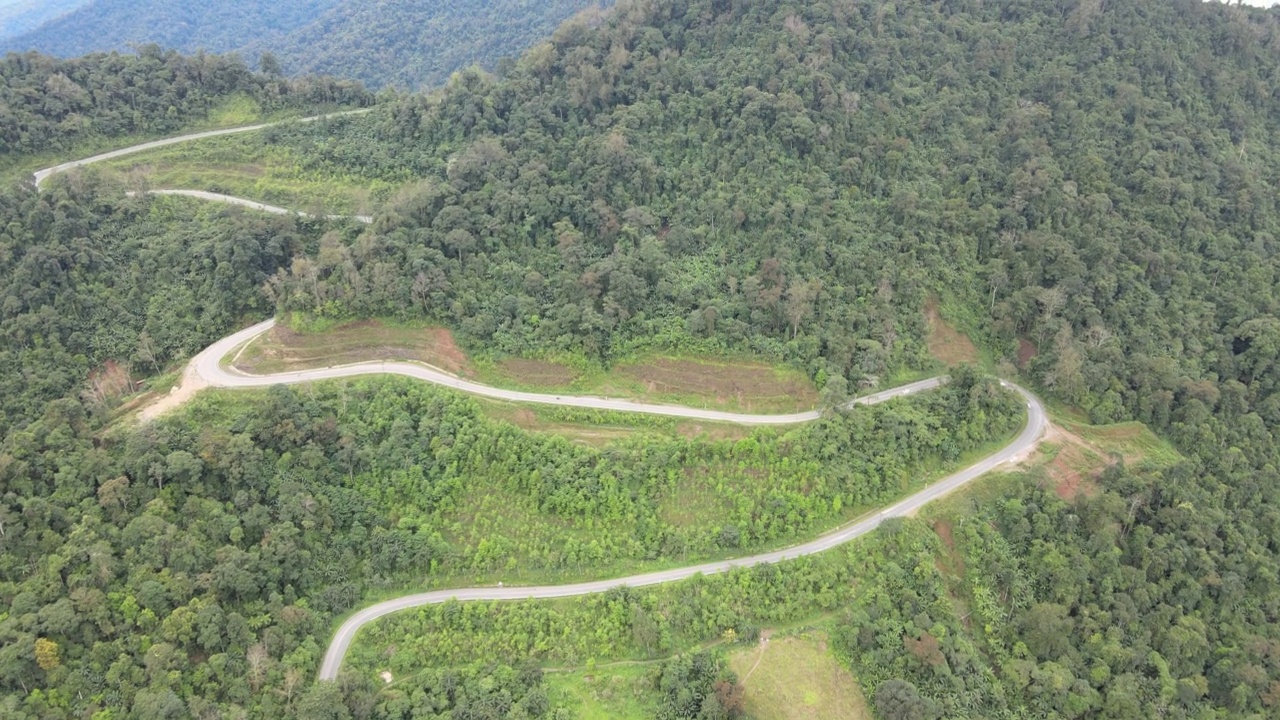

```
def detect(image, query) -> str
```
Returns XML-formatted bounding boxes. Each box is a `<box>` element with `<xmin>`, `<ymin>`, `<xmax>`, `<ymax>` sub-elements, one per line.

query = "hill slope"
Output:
<box><xmin>0</xmin><ymin>0</ymin><xmax>606</xmax><ymax>89</ymax></box>
<box><xmin>0</xmin><ymin>0</ymin><xmax>341</xmax><ymax>58</ymax></box>
<box><xmin>6</xmin><ymin>1</ymin><xmax>1280</xmax><ymax>719</ymax></box>
<box><xmin>0</xmin><ymin>0</ymin><xmax>87</xmax><ymax>42</ymax></box>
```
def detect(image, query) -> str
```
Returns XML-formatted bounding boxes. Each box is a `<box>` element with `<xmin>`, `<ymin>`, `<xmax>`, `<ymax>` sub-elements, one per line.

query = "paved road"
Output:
<box><xmin>194</xmin><ymin>319</ymin><xmax>944</xmax><ymax>425</ymax></box>
<box><xmin>316</xmin><ymin>381</ymin><xmax>1046</xmax><ymax>680</ymax></box>
<box><xmin>170</xmin><ymin>318</ymin><xmax>1044</xmax><ymax>681</ymax></box>
<box><xmin>131</xmin><ymin>189</ymin><xmax>373</xmax><ymax>223</ymax></box>
<box><xmin>32</xmin><ymin>109</ymin><xmax>371</xmax><ymax>189</ymax></box>
<box><xmin>32</xmin><ymin>107</ymin><xmax>1049</xmax><ymax>684</ymax></box>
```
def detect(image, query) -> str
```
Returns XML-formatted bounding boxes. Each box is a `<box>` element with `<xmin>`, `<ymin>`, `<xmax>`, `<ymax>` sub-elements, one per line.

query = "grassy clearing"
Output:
<box><xmin>727</xmin><ymin>631</ymin><xmax>872</xmax><ymax>720</ymax></box>
<box><xmin>925</xmin><ymin>297</ymin><xmax>981</xmax><ymax>366</ymax></box>
<box><xmin>233</xmin><ymin>316</ymin><xmax>473</xmax><ymax>376</ymax></box>
<box><xmin>1034</xmin><ymin>415</ymin><xmax>1181</xmax><ymax>499</ymax></box>
<box><xmin>478</xmin><ymin>351</ymin><xmax>819</xmax><ymax>415</ymax></box>
<box><xmin>93</xmin><ymin>131</ymin><xmax>386</xmax><ymax>216</ymax></box>
<box><xmin>234</xmin><ymin>315</ymin><xmax>820</xmax><ymax>414</ymax></box>
<box><xmin>545</xmin><ymin>664</ymin><xmax>660</xmax><ymax>719</ymax></box>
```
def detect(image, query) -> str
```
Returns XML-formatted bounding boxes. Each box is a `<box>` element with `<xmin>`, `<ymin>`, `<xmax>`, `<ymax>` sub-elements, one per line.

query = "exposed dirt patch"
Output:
<box><xmin>497</xmin><ymin>358</ymin><xmax>580</xmax><ymax>386</ymax></box>
<box><xmin>932</xmin><ymin>519</ymin><xmax>966</xmax><ymax>577</ymax></box>
<box><xmin>934</xmin><ymin>519</ymin><xmax>956</xmax><ymax>553</ymax></box>
<box><xmin>617</xmin><ymin>358</ymin><xmax>818</xmax><ymax>413</ymax></box>
<box><xmin>139</xmin><ymin>365</ymin><xmax>208</xmax><ymax>422</ymax></box>
<box><xmin>1016</xmin><ymin>338</ymin><xmax>1038</xmax><ymax>369</ymax></box>
<box><xmin>235</xmin><ymin>320</ymin><xmax>474</xmax><ymax>376</ymax></box>
<box><xmin>84</xmin><ymin>360</ymin><xmax>138</xmax><ymax>406</ymax></box>
<box><xmin>924</xmin><ymin>299</ymin><xmax>979</xmax><ymax>365</ymax></box>
<box><xmin>1038</xmin><ymin>424</ymin><xmax>1104</xmax><ymax>500</ymax></box>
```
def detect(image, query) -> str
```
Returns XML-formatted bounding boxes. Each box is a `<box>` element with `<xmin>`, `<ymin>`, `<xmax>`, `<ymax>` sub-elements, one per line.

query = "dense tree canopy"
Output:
<box><xmin>0</xmin><ymin>46</ymin><xmax>369</xmax><ymax>158</ymax></box>
<box><xmin>2</xmin><ymin>0</ymin><xmax>610</xmax><ymax>91</ymax></box>
<box><xmin>3</xmin><ymin>0</ymin><xmax>1280</xmax><ymax>717</ymax></box>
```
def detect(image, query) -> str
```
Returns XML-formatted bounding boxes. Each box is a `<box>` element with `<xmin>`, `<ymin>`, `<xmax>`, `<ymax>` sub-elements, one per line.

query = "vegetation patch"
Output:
<box><xmin>496</xmin><ymin>357</ymin><xmax>582</xmax><ymax>386</ymax></box>
<box><xmin>727</xmin><ymin>631</ymin><xmax>872</xmax><ymax>720</ymax></box>
<box><xmin>924</xmin><ymin>299</ymin><xmax>979</xmax><ymax>366</ymax></box>
<box><xmin>480</xmin><ymin>351</ymin><xmax>820</xmax><ymax>414</ymax></box>
<box><xmin>99</xmin><ymin>132</ymin><xmax>387</xmax><ymax>217</ymax></box>
<box><xmin>544</xmin><ymin>664</ymin><xmax>660</xmax><ymax>720</ymax></box>
<box><xmin>615</xmin><ymin>355</ymin><xmax>819</xmax><ymax>414</ymax></box>
<box><xmin>1036</xmin><ymin>419</ymin><xmax>1181</xmax><ymax>499</ymax></box>
<box><xmin>232</xmin><ymin>318</ymin><xmax>474</xmax><ymax>376</ymax></box>
<box><xmin>483</xmin><ymin>406</ymin><xmax>638</xmax><ymax>447</ymax></box>
<box><xmin>657</xmin><ymin>469</ymin><xmax>739</xmax><ymax>530</ymax></box>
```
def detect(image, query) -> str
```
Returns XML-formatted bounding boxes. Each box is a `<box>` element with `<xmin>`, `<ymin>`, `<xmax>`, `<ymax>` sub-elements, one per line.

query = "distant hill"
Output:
<box><xmin>0</xmin><ymin>0</ymin><xmax>88</xmax><ymax>41</ymax></box>
<box><xmin>0</xmin><ymin>0</ymin><xmax>342</xmax><ymax>58</ymax></box>
<box><xmin>0</xmin><ymin>0</ymin><xmax>606</xmax><ymax>89</ymax></box>
<box><xmin>240</xmin><ymin>0</ymin><xmax>609</xmax><ymax>91</ymax></box>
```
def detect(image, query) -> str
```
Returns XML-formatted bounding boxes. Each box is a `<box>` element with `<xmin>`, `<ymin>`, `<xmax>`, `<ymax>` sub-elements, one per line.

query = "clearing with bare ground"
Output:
<box><xmin>496</xmin><ymin>358</ymin><xmax>581</xmax><ymax>386</ymax></box>
<box><xmin>727</xmin><ymin>631</ymin><xmax>872</xmax><ymax>720</ymax></box>
<box><xmin>924</xmin><ymin>299</ymin><xmax>979</xmax><ymax>366</ymax></box>
<box><xmin>483</xmin><ymin>351</ymin><xmax>819</xmax><ymax>414</ymax></box>
<box><xmin>614</xmin><ymin>357</ymin><xmax>818</xmax><ymax>414</ymax></box>
<box><xmin>232</xmin><ymin>320</ymin><xmax>474</xmax><ymax>376</ymax></box>
<box><xmin>1034</xmin><ymin>419</ymin><xmax>1180</xmax><ymax>500</ymax></box>
<box><xmin>232</xmin><ymin>317</ymin><xmax>819</xmax><ymax>414</ymax></box>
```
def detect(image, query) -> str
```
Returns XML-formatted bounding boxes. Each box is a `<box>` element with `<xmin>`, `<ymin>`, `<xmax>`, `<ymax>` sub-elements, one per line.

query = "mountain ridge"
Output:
<box><xmin>0</xmin><ymin>0</ymin><xmax>608</xmax><ymax>89</ymax></box>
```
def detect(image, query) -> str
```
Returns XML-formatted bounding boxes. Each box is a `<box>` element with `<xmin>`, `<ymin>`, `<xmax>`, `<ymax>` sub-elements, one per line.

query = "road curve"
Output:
<box><xmin>38</xmin><ymin>108</ymin><xmax>1050</xmax><ymax>684</ymax></box>
<box><xmin>316</xmin><ymin>381</ymin><xmax>1046</xmax><ymax>680</ymax></box>
<box><xmin>131</xmin><ymin>189</ymin><xmax>373</xmax><ymax>224</ymax></box>
<box><xmin>192</xmin><ymin>318</ymin><xmax>944</xmax><ymax>425</ymax></box>
<box><xmin>163</xmin><ymin>317</ymin><xmax>1045</xmax><ymax>680</ymax></box>
<box><xmin>32</xmin><ymin>108</ymin><xmax>371</xmax><ymax>189</ymax></box>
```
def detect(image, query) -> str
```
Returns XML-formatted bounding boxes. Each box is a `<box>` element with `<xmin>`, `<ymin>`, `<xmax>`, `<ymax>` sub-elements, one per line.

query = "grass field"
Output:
<box><xmin>727</xmin><ymin>631</ymin><xmax>872</xmax><ymax>720</ymax></box>
<box><xmin>545</xmin><ymin>664</ymin><xmax>660</xmax><ymax>719</ymax></box>
<box><xmin>231</xmin><ymin>316</ymin><xmax>821</xmax><ymax>415</ymax></box>
<box><xmin>233</xmin><ymin>317</ymin><xmax>473</xmax><ymax>376</ymax></box>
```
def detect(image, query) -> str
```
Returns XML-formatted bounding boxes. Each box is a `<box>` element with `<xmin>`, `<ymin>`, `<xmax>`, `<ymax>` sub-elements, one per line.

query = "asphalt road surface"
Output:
<box><xmin>195</xmin><ymin>319</ymin><xmax>946</xmax><ymax>425</ymax></box>
<box><xmin>170</xmin><ymin>318</ymin><xmax>1044</xmax><ymax>681</ymax></box>
<box><xmin>315</xmin><ymin>379</ymin><xmax>1046</xmax><ymax>680</ymax></box>
<box><xmin>42</xmin><ymin>123</ymin><xmax>1049</xmax><ymax>684</ymax></box>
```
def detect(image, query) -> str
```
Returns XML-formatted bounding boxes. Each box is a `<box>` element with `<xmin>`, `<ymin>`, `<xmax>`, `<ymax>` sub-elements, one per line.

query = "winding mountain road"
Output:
<box><xmin>316</xmin><ymin>381</ymin><xmax>1045</xmax><ymax>680</ymax></box>
<box><xmin>40</xmin><ymin>121</ymin><xmax>1049</xmax><ymax>683</ymax></box>
<box><xmin>191</xmin><ymin>319</ymin><xmax>944</xmax><ymax>424</ymax></box>
<box><xmin>169</xmin><ymin>318</ymin><xmax>1045</xmax><ymax>681</ymax></box>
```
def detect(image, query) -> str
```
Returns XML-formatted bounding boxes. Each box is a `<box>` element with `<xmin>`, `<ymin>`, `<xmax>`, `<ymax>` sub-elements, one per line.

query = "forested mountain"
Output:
<box><xmin>0</xmin><ymin>0</ymin><xmax>87</xmax><ymax>42</ymax></box>
<box><xmin>0</xmin><ymin>47</ymin><xmax>371</xmax><ymax>159</ymax></box>
<box><xmin>5</xmin><ymin>0</ymin><xmax>1280</xmax><ymax>718</ymax></box>
<box><xmin>0</xmin><ymin>0</ymin><xmax>341</xmax><ymax>59</ymax></box>
<box><xmin>239</xmin><ymin>0</ymin><xmax>611</xmax><ymax>91</ymax></box>
<box><xmin>1</xmin><ymin>0</ymin><xmax>606</xmax><ymax>90</ymax></box>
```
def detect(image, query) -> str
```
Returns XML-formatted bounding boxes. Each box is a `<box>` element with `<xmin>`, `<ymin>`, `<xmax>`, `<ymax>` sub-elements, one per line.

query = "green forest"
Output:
<box><xmin>3</xmin><ymin>0</ymin><xmax>1280</xmax><ymax>718</ymax></box>
<box><xmin>0</xmin><ymin>46</ymin><xmax>371</xmax><ymax>160</ymax></box>
<box><xmin>2</xmin><ymin>0</ymin><xmax>609</xmax><ymax>91</ymax></box>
